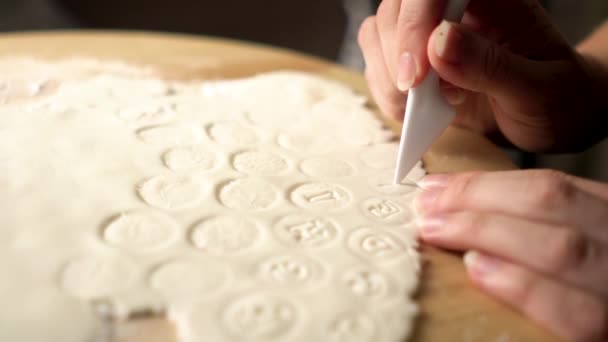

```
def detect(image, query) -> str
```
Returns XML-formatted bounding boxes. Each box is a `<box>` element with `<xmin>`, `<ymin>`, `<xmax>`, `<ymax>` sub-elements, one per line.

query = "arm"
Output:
<box><xmin>578</xmin><ymin>20</ymin><xmax>608</xmax><ymax>67</ymax></box>
<box><xmin>359</xmin><ymin>1</ymin><xmax>608</xmax><ymax>152</ymax></box>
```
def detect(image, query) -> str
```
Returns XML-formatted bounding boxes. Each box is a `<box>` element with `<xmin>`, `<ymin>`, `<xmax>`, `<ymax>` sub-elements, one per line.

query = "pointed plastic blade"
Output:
<box><xmin>392</xmin><ymin>0</ymin><xmax>470</xmax><ymax>184</ymax></box>
<box><xmin>393</xmin><ymin>71</ymin><xmax>455</xmax><ymax>183</ymax></box>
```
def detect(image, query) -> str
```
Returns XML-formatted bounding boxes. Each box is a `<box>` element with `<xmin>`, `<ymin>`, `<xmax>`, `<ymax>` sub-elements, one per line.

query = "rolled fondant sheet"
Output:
<box><xmin>0</xmin><ymin>58</ymin><xmax>425</xmax><ymax>342</ymax></box>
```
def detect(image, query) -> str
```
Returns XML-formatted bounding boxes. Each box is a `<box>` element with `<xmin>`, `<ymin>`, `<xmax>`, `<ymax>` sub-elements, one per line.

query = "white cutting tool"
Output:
<box><xmin>393</xmin><ymin>0</ymin><xmax>470</xmax><ymax>184</ymax></box>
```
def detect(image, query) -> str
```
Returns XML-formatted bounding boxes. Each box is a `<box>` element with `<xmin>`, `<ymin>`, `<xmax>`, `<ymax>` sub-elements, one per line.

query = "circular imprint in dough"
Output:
<box><xmin>327</xmin><ymin>312</ymin><xmax>377</xmax><ymax>342</ymax></box>
<box><xmin>360</xmin><ymin>198</ymin><xmax>412</xmax><ymax>225</ymax></box>
<box><xmin>257</xmin><ymin>254</ymin><xmax>326</xmax><ymax>290</ymax></box>
<box><xmin>117</xmin><ymin>103</ymin><xmax>175</xmax><ymax>126</ymax></box>
<box><xmin>290</xmin><ymin>183</ymin><xmax>351</xmax><ymax>211</ymax></box>
<box><xmin>102</xmin><ymin>210</ymin><xmax>181</xmax><ymax>251</ymax></box>
<box><xmin>149</xmin><ymin>259</ymin><xmax>228</xmax><ymax>298</ymax></box>
<box><xmin>277</xmin><ymin>132</ymin><xmax>335</xmax><ymax>155</ymax></box>
<box><xmin>342</xmin><ymin>267</ymin><xmax>395</xmax><ymax>301</ymax></box>
<box><xmin>207</xmin><ymin>122</ymin><xmax>259</xmax><ymax>146</ymax></box>
<box><xmin>368</xmin><ymin>170</ymin><xmax>418</xmax><ymax>196</ymax></box>
<box><xmin>359</xmin><ymin>144</ymin><xmax>398</xmax><ymax>169</ymax></box>
<box><xmin>273</xmin><ymin>214</ymin><xmax>339</xmax><ymax>248</ymax></box>
<box><xmin>190</xmin><ymin>216</ymin><xmax>260</xmax><ymax>255</ymax></box>
<box><xmin>232</xmin><ymin>150</ymin><xmax>288</xmax><ymax>175</ymax></box>
<box><xmin>299</xmin><ymin>157</ymin><xmax>355</xmax><ymax>179</ymax></box>
<box><xmin>138</xmin><ymin>175</ymin><xmax>206</xmax><ymax>210</ymax></box>
<box><xmin>163</xmin><ymin>146</ymin><xmax>218</xmax><ymax>171</ymax></box>
<box><xmin>218</xmin><ymin>178</ymin><xmax>278</xmax><ymax>211</ymax></box>
<box><xmin>60</xmin><ymin>256</ymin><xmax>137</xmax><ymax>299</ymax></box>
<box><xmin>346</xmin><ymin>228</ymin><xmax>409</xmax><ymax>263</ymax></box>
<box><xmin>137</xmin><ymin>124</ymin><xmax>204</xmax><ymax>146</ymax></box>
<box><xmin>223</xmin><ymin>293</ymin><xmax>297</xmax><ymax>338</ymax></box>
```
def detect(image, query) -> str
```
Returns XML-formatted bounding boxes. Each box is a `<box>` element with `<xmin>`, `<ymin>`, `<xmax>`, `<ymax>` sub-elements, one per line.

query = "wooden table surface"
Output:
<box><xmin>0</xmin><ymin>31</ymin><xmax>555</xmax><ymax>342</ymax></box>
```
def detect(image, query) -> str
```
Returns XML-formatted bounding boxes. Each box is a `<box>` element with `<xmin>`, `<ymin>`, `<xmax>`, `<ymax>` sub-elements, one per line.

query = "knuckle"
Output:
<box><xmin>396</xmin><ymin>4</ymin><xmax>426</xmax><ymax>34</ymax></box>
<box><xmin>481</xmin><ymin>44</ymin><xmax>503</xmax><ymax>84</ymax></box>
<box><xmin>454</xmin><ymin>212</ymin><xmax>487</xmax><ymax>237</ymax></box>
<box><xmin>530</xmin><ymin>170</ymin><xmax>576</xmax><ymax>211</ymax></box>
<box><xmin>439</xmin><ymin>172</ymin><xmax>482</xmax><ymax>209</ymax></box>
<box><xmin>357</xmin><ymin>16</ymin><xmax>377</xmax><ymax>47</ymax></box>
<box><xmin>545</xmin><ymin>230</ymin><xmax>589</xmax><ymax>272</ymax></box>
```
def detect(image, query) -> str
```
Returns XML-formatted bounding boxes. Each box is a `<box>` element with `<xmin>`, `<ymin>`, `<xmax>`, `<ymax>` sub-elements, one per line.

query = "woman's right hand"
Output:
<box><xmin>358</xmin><ymin>0</ymin><xmax>608</xmax><ymax>153</ymax></box>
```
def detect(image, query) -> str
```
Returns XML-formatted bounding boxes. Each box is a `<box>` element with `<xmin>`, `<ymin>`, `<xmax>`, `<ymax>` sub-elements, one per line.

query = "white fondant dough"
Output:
<box><xmin>232</xmin><ymin>150</ymin><xmax>289</xmax><ymax>175</ymax></box>
<box><xmin>60</xmin><ymin>256</ymin><xmax>138</xmax><ymax>299</ymax></box>
<box><xmin>149</xmin><ymin>259</ymin><xmax>229</xmax><ymax>299</ymax></box>
<box><xmin>138</xmin><ymin>174</ymin><xmax>207</xmax><ymax>210</ymax></box>
<box><xmin>190</xmin><ymin>216</ymin><xmax>260</xmax><ymax>254</ymax></box>
<box><xmin>137</xmin><ymin>124</ymin><xmax>204</xmax><ymax>146</ymax></box>
<box><xmin>0</xmin><ymin>59</ymin><xmax>425</xmax><ymax>342</ymax></box>
<box><xmin>102</xmin><ymin>210</ymin><xmax>181</xmax><ymax>251</ymax></box>
<box><xmin>218</xmin><ymin>178</ymin><xmax>279</xmax><ymax>211</ymax></box>
<box><xmin>300</xmin><ymin>157</ymin><xmax>356</xmax><ymax>179</ymax></box>
<box><xmin>273</xmin><ymin>214</ymin><xmax>340</xmax><ymax>248</ymax></box>
<box><xmin>163</xmin><ymin>146</ymin><xmax>218</xmax><ymax>171</ymax></box>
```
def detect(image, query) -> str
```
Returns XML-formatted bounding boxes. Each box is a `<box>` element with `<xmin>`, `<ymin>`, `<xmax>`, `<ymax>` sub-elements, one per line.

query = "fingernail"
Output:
<box><xmin>419</xmin><ymin>174</ymin><xmax>450</xmax><ymax>190</ymax></box>
<box><xmin>397</xmin><ymin>52</ymin><xmax>416</xmax><ymax>92</ymax></box>
<box><xmin>416</xmin><ymin>187</ymin><xmax>443</xmax><ymax>212</ymax></box>
<box><xmin>435</xmin><ymin>20</ymin><xmax>463</xmax><ymax>65</ymax></box>
<box><xmin>464</xmin><ymin>251</ymin><xmax>501</xmax><ymax>278</ymax></box>
<box><xmin>417</xmin><ymin>213</ymin><xmax>446</xmax><ymax>237</ymax></box>
<box><xmin>442</xmin><ymin>85</ymin><xmax>467</xmax><ymax>105</ymax></box>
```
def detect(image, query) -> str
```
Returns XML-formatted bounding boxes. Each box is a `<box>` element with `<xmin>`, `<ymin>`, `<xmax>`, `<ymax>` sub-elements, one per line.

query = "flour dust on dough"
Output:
<box><xmin>0</xmin><ymin>58</ymin><xmax>426</xmax><ymax>342</ymax></box>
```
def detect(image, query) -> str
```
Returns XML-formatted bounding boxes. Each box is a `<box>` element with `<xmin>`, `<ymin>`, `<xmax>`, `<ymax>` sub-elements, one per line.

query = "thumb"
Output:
<box><xmin>428</xmin><ymin>20</ymin><xmax>548</xmax><ymax>101</ymax></box>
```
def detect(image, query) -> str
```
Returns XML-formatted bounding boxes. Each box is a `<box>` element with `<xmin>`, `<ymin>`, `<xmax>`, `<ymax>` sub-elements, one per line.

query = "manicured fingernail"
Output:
<box><xmin>464</xmin><ymin>251</ymin><xmax>501</xmax><ymax>278</ymax></box>
<box><xmin>419</xmin><ymin>174</ymin><xmax>450</xmax><ymax>190</ymax></box>
<box><xmin>417</xmin><ymin>213</ymin><xmax>446</xmax><ymax>237</ymax></box>
<box><xmin>397</xmin><ymin>52</ymin><xmax>416</xmax><ymax>92</ymax></box>
<box><xmin>416</xmin><ymin>187</ymin><xmax>443</xmax><ymax>212</ymax></box>
<box><xmin>435</xmin><ymin>20</ymin><xmax>463</xmax><ymax>64</ymax></box>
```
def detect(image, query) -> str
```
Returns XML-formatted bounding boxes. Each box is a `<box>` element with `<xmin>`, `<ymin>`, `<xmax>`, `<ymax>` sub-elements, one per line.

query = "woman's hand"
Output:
<box><xmin>417</xmin><ymin>170</ymin><xmax>608</xmax><ymax>341</ymax></box>
<box><xmin>358</xmin><ymin>0</ymin><xmax>608</xmax><ymax>152</ymax></box>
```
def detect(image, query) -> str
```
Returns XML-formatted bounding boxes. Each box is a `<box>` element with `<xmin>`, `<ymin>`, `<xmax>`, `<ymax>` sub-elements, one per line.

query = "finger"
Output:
<box><xmin>375</xmin><ymin>0</ymin><xmax>401</xmax><ymax>86</ymax></box>
<box><xmin>464</xmin><ymin>251</ymin><xmax>608</xmax><ymax>342</ymax></box>
<box><xmin>395</xmin><ymin>0</ymin><xmax>447</xmax><ymax>91</ymax></box>
<box><xmin>418</xmin><ymin>170</ymin><xmax>608</xmax><ymax>240</ymax></box>
<box><xmin>419</xmin><ymin>211</ymin><xmax>608</xmax><ymax>297</ymax></box>
<box><xmin>428</xmin><ymin>19</ymin><xmax>594</xmax><ymax>154</ymax></box>
<box><xmin>423</xmin><ymin>170</ymin><xmax>608</xmax><ymax>202</ymax></box>
<box><xmin>464</xmin><ymin>0</ymin><xmax>569</xmax><ymax>57</ymax></box>
<box><xmin>428</xmin><ymin>20</ymin><xmax>550</xmax><ymax>102</ymax></box>
<box><xmin>566</xmin><ymin>176</ymin><xmax>608</xmax><ymax>202</ymax></box>
<box><xmin>439</xmin><ymin>80</ymin><xmax>467</xmax><ymax>106</ymax></box>
<box><xmin>358</xmin><ymin>16</ymin><xmax>406</xmax><ymax>120</ymax></box>
<box><xmin>438</xmin><ymin>84</ymin><xmax>499</xmax><ymax>136</ymax></box>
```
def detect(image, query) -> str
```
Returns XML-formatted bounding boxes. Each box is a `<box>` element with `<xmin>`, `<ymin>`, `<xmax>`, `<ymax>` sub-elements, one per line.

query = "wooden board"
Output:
<box><xmin>0</xmin><ymin>31</ymin><xmax>555</xmax><ymax>342</ymax></box>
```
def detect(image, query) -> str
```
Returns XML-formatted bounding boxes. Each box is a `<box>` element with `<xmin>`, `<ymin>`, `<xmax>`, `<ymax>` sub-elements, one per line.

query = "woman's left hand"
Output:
<box><xmin>417</xmin><ymin>169</ymin><xmax>608</xmax><ymax>341</ymax></box>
